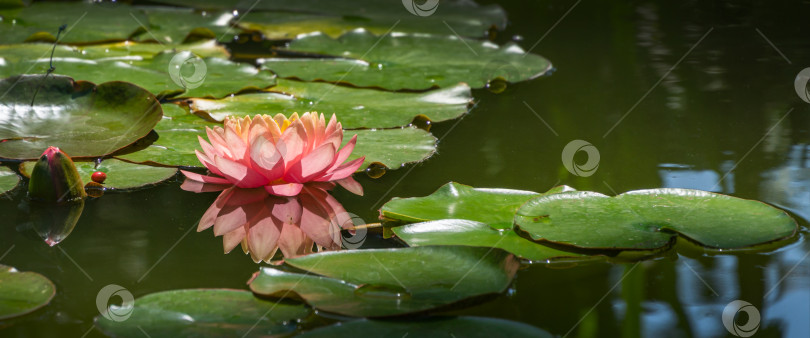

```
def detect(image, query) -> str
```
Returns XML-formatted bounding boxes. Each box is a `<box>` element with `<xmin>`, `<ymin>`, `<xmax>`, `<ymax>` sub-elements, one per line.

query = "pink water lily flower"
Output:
<box><xmin>181</xmin><ymin>112</ymin><xmax>364</xmax><ymax>196</ymax></box>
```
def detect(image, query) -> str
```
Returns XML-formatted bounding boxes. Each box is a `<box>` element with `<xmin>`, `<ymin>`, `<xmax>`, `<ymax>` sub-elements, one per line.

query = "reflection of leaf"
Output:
<box><xmin>250</xmin><ymin>246</ymin><xmax>519</xmax><ymax>317</ymax></box>
<box><xmin>0</xmin><ymin>75</ymin><xmax>162</xmax><ymax>160</ymax></box>
<box><xmin>0</xmin><ymin>264</ymin><xmax>55</xmax><ymax>320</ymax></box>
<box><xmin>260</xmin><ymin>30</ymin><xmax>552</xmax><ymax>90</ymax></box>
<box><xmin>190</xmin><ymin>79</ymin><xmax>472</xmax><ymax>129</ymax></box>
<box><xmin>20</xmin><ymin>159</ymin><xmax>177</xmax><ymax>191</ymax></box>
<box><xmin>515</xmin><ymin>189</ymin><xmax>798</xmax><ymax>250</ymax></box>
<box><xmin>0</xmin><ymin>166</ymin><xmax>19</xmax><ymax>195</ymax></box>
<box><xmin>298</xmin><ymin>316</ymin><xmax>553</xmax><ymax>337</ymax></box>
<box><xmin>94</xmin><ymin>289</ymin><xmax>311</xmax><ymax>338</ymax></box>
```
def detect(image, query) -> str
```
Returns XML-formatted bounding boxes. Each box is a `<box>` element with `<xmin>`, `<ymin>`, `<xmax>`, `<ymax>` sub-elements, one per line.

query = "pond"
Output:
<box><xmin>1</xmin><ymin>0</ymin><xmax>809</xmax><ymax>337</ymax></box>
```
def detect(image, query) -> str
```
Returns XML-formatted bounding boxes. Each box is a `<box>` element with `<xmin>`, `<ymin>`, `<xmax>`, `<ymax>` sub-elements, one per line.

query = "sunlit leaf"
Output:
<box><xmin>515</xmin><ymin>189</ymin><xmax>799</xmax><ymax>250</ymax></box>
<box><xmin>190</xmin><ymin>79</ymin><xmax>471</xmax><ymax>129</ymax></box>
<box><xmin>260</xmin><ymin>30</ymin><xmax>552</xmax><ymax>90</ymax></box>
<box><xmin>0</xmin><ymin>75</ymin><xmax>162</xmax><ymax>160</ymax></box>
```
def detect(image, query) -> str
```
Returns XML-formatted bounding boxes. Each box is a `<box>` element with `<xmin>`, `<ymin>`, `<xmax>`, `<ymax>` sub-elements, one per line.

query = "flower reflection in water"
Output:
<box><xmin>183</xmin><ymin>180</ymin><xmax>360</xmax><ymax>263</ymax></box>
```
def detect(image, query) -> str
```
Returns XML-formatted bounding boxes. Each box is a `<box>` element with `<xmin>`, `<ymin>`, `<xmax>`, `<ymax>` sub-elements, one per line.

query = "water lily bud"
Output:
<box><xmin>28</xmin><ymin>147</ymin><xmax>87</xmax><ymax>204</ymax></box>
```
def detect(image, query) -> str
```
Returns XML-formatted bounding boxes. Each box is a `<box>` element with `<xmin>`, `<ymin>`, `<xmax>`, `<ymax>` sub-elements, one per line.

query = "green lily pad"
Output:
<box><xmin>151</xmin><ymin>0</ymin><xmax>505</xmax><ymax>39</ymax></box>
<box><xmin>260</xmin><ymin>30</ymin><xmax>552</xmax><ymax>90</ymax></box>
<box><xmin>347</xmin><ymin>126</ymin><xmax>437</xmax><ymax>170</ymax></box>
<box><xmin>382</xmin><ymin>182</ymin><xmax>573</xmax><ymax>228</ymax></box>
<box><xmin>298</xmin><ymin>316</ymin><xmax>553</xmax><ymax>337</ymax></box>
<box><xmin>20</xmin><ymin>159</ymin><xmax>177</xmax><ymax>191</ymax></box>
<box><xmin>0</xmin><ymin>75</ymin><xmax>162</xmax><ymax>160</ymax></box>
<box><xmin>0</xmin><ymin>264</ymin><xmax>55</xmax><ymax>320</ymax></box>
<box><xmin>95</xmin><ymin>289</ymin><xmax>312</xmax><ymax>337</ymax></box>
<box><xmin>249</xmin><ymin>246</ymin><xmax>519</xmax><ymax>317</ymax></box>
<box><xmin>0</xmin><ymin>44</ymin><xmax>274</xmax><ymax>99</ymax></box>
<box><xmin>392</xmin><ymin>219</ymin><xmax>589</xmax><ymax>263</ymax></box>
<box><xmin>119</xmin><ymin>105</ymin><xmax>437</xmax><ymax>170</ymax></box>
<box><xmin>115</xmin><ymin>103</ymin><xmax>220</xmax><ymax>168</ymax></box>
<box><xmin>514</xmin><ymin>189</ymin><xmax>799</xmax><ymax>250</ymax></box>
<box><xmin>0</xmin><ymin>2</ymin><xmax>147</xmax><ymax>44</ymax></box>
<box><xmin>0</xmin><ymin>166</ymin><xmax>19</xmax><ymax>195</ymax></box>
<box><xmin>190</xmin><ymin>80</ymin><xmax>471</xmax><ymax>129</ymax></box>
<box><xmin>382</xmin><ymin>182</ymin><xmax>589</xmax><ymax>262</ymax></box>
<box><xmin>137</xmin><ymin>7</ymin><xmax>237</xmax><ymax>44</ymax></box>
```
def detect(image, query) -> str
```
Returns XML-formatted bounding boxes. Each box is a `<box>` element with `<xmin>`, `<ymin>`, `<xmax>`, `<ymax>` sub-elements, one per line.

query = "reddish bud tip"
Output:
<box><xmin>91</xmin><ymin>171</ymin><xmax>107</xmax><ymax>184</ymax></box>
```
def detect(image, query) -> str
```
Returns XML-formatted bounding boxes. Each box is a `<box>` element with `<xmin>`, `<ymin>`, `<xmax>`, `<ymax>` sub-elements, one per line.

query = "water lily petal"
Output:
<box><xmin>249</xmin><ymin>135</ymin><xmax>285</xmax><ymax>181</ymax></box>
<box><xmin>213</xmin><ymin>155</ymin><xmax>269</xmax><ymax>188</ymax></box>
<box><xmin>317</xmin><ymin>157</ymin><xmax>365</xmax><ymax>182</ymax></box>
<box><xmin>180</xmin><ymin>169</ymin><xmax>231</xmax><ymax>185</ymax></box>
<box><xmin>223</xmin><ymin>224</ymin><xmax>247</xmax><ymax>254</ymax></box>
<box><xmin>335</xmin><ymin>176</ymin><xmax>364</xmax><ymax>196</ymax></box>
<box><xmin>265</xmin><ymin>182</ymin><xmax>304</xmax><ymax>196</ymax></box>
<box><xmin>285</xmin><ymin>143</ymin><xmax>336</xmax><ymax>183</ymax></box>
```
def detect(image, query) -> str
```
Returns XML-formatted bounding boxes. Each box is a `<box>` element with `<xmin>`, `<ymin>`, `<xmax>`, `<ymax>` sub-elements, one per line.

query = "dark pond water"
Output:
<box><xmin>2</xmin><ymin>0</ymin><xmax>810</xmax><ymax>337</ymax></box>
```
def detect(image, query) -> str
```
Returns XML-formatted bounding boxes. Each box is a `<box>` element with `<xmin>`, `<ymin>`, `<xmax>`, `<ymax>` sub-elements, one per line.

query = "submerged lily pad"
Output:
<box><xmin>190</xmin><ymin>80</ymin><xmax>472</xmax><ymax>129</ymax></box>
<box><xmin>20</xmin><ymin>159</ymin><xmax>177</xmax><ymax>190</ymax></box>
<box><xmin>382</xmin><ymin>182</ymin><xmax>573</xmax><ymax>228</ymax></box>
<box><xmin>0</xmin><ymin>264</ymin><xmax>55</xmax><ymax>320</ymax></box>
<box><xmin>0</xmin><ymin>166</ymin><xmax>20</xmax><ymax>195</ymax></box>
<box><xmin>260</xmin><ymin>30</ymin><xmax>552</xmax><ymax>90</ymax></box>
<box><xmin>298</xmin><ymin>316</ymin><xmax>552</xmax><ymax>337</ymax></box>
<box><xmin>95</xmin><ymin>289</ymin><xmax>311</xmax><ymax>337</ymax></box>
<box><xmin>250</xmin><ymin>246</ymin><xmax>519</xmax><ymax>317</ymax></box>
<box><xmin>0</xmin><ymin>75</ymin><xmax>162</xmax><ymax>160</ymax></box>
<box><xmin>0</xmin><ymin>2</ymin><xmax>146</xmax><ymax>44</ymax></box>
<box><xmin>515</xmin><ymin>189</ymin><xmax>799</xmax><ymax>250</ymax></box>
<box><xmin>0</xmin><ymin>44</ymin><xmax>274</xmax><ymax>99</ymax></box>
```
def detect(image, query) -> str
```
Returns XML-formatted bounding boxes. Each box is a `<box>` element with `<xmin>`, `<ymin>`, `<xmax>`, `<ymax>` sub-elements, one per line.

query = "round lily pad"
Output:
<box><xmin>0</xmin><ymin>166</ymin><xmax>20</xmax><ymax>195</ymax></box>
<box><xmin>514</xmin><ymin>189</ymin><xmax>799</xmax><ymax>250</ymax></box>
<box><xmin>94</xmin><ymin>289</ymin><xmax>312</xmax><ymax>337</ymax></box>
<box><xmin>0</xmin><ymin>75</ymin><xmax>163</xmax><ymax>160</ymax></box>
<box><xmin>260</xmin><ymin>30</ymin><xmax>552</xmax><ymax>90</ymax></box>
<box><xmin>0</xmin><ymin>264</ymin><xmax>55</xmax><ymax>320</ymax></box>
<box><xmin>20</xmin><ymin>159</ymin><xmax>177</xmax><ymax>191</ymax></box>
<box><xmin>249</xmin><ymin>246</ymin><xmax>519</xmax><ymax>317</ymax></box>
<box><xmin>190</xmin><ymin>80</ymin><xmax>472</xmax><ymax>129</ymax></box>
